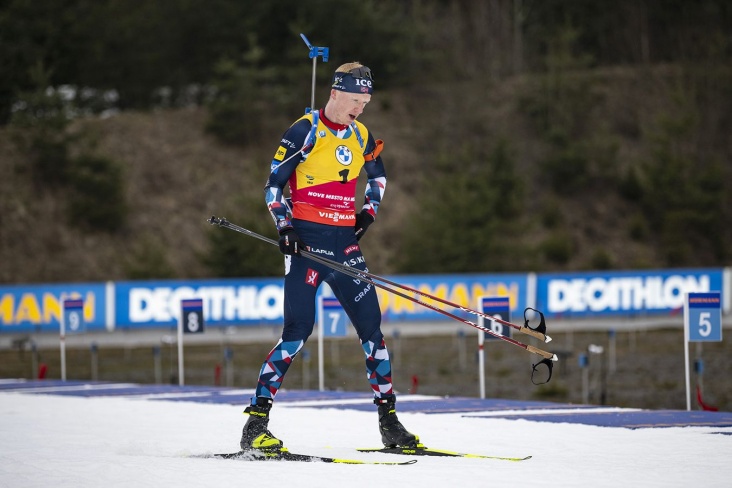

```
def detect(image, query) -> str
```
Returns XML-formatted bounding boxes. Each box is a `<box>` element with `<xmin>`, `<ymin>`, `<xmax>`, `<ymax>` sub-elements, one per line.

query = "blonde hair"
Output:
<box><xmin>335</xmin><ymin>62</ymin><xmax>363</xmax><ymax>74</ymax></box>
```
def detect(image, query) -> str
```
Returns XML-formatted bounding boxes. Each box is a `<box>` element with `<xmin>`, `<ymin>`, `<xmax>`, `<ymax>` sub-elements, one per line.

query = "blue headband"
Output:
<box><xmin>331</xmin><ymin>66</ymin><xmax>374</xmax><ymax>94</ymax></box>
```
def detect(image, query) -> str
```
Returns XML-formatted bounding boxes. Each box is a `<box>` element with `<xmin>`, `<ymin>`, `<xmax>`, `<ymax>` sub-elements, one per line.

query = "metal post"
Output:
<box><xmin>177</xmin><ymin>318</ymin><xmax>184</xmax><ymax>386</ymax></box>
<box><xmin>317</xmin><ymin>319</ymin><xmax>325</xmax><ymax>392</ymax></box>
<box><xmin>224</xmin><ymin>347</ymin><xmax>234</xmax><ymax>387</ymax></box>
<box><xmin>579</xmin><ymin>353</ymin><xmax>589</xmax><ymax>404</ymax></box>
<box><xmin>60</xmin><ymin>312</ymin><xmax>66</xmax><ymax>381</ymax></box>
<box><xmin>457</xmin><ymin>329</ymin><xmax>467</xmax><ymax>371</ymax></box>
<box><xmin>300</xmin><ymin>33</ymin><xmax>329</xmax><ymax>113</ymax></box>
<box><xmin>90</xmin><ymin>342</ymin><xmax>99</xmax><ymax>381</ymax></box>
<box><xmin>31</xmin><ymin>341</ymin><xmax>38</xmax><ymax>380</ymax></box>
<box><xmin>310</xmin><ymin>56</ymin><xmax>317</xmax><ymax>112</ymax></box>
<box><xmin>302</xmin><ymin>348</ymin><xmax>311</xmax><ymax>390</ymax></box>
<box><xmin>478</xmin><ymin>330</ymin><xmax>485</xmax><ymax>399</ymax></box>
<box><xmin>152</xmin><ymin>345</ymin><xmax>162</xmax><ymax>384</ymax></box>
<box><xmin>608</xmin><ymin>329</ymin><xmax>616</xmax><ymax>374</ymax></box>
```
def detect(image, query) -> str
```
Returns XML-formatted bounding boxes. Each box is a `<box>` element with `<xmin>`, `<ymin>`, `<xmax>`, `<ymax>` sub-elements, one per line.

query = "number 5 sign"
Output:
<box><xmin>683</xmin><ymin>291</ymin><xmax>722</xmax><ymax>411</ymax></box>
<box><xmin>684</xmin><ymin>292</ymin><xmax>722</xmax><ymax>342</ymax></box>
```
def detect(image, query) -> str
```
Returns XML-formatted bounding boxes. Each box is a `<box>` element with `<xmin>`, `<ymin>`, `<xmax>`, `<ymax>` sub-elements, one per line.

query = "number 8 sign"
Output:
<box><xmin>181</xmin><ymin>299</ymin><xmax>205</xmax><ymax>334</ymax></box>
<box><xmin>684</xmin><ymin>292</ymin><xmax>722</xmax><ymax>342</ymax></box>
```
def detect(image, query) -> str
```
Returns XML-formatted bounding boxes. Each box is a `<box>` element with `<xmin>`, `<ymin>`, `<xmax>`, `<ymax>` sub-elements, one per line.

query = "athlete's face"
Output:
<box><xmin>328</xmin><ymin>90</ymin><xmax>371</xmax><ymax>125</ymax></box>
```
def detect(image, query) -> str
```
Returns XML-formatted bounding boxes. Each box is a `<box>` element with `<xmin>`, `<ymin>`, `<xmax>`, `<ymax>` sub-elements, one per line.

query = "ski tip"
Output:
<box><xmin>551</xmin><ymin>354</ymin><xmax>559</xmax><ymax>362</ymax></box>
<box><xmin>544</xmin><ymin>334</ymin><xmax>553</xmax><ymax>343</ymax></box>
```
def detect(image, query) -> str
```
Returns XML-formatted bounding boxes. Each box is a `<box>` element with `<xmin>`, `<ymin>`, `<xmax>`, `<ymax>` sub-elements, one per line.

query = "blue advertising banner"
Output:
<box><xmin>114</xmin><ymin>278</ymin><xmax>285</xmax><ymax>328</ymax></box>
<box><xmin>0</xmin><ymin>283</ymin><xmax>107</xmax><ymax>333</ymax></box>
<box><xmin>535</xmin><ymin>268</ymin><xmax>724</xmax><ymax>318</ymax></box>
<box><xmin>114</xmin><ymin>274</ymin><xmax>529</xmax><ymax>328</ymax></box>
<box><xmin>0</xmin><ymin>268</ymin><xmax>725</xmax><ymax>334</ymax></box>
<box><xmin>376</xmin><ymin>273</ymin><xmax>528</xmax><ymax>323</ymax></box>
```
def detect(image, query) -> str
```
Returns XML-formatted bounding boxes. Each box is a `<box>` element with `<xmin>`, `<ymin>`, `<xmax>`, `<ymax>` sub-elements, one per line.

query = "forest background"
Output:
<box><xmin>1</xmin><ymin>0</ymin><xmax>731</xmax><ymax>284</ymax></box>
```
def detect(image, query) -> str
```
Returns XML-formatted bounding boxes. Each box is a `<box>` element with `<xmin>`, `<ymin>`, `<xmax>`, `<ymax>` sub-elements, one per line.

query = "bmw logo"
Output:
<box><xmin>335</xmin><ymin>145</ymin><xmax>353</xmax><ymax>166</ymax></box>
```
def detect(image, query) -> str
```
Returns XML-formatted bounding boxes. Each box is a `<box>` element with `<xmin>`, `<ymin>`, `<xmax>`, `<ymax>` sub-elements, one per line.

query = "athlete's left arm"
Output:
<box><xmin>362</xmin><ymin>133</ymin><xmax>387</xmax><ymax>218</ymax></box>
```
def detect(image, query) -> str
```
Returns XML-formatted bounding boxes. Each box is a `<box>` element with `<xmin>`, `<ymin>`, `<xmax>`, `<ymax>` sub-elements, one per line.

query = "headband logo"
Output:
<box><xmin>332</xmin><ymin>69</ymin><xmax>374</xmax><ymax>94</ymax></box>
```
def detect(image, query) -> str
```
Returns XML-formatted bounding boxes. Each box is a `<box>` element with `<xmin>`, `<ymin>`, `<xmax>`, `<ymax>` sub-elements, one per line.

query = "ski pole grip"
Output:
<box><xmin>526</xmin><ymin>345</ymin><xmax>557</xmax><ymax>360</ymax></box>
<box><xmin>519</xmin><ymin>326</ymin><xmax>548</xmax><ymax>342</ymax></box>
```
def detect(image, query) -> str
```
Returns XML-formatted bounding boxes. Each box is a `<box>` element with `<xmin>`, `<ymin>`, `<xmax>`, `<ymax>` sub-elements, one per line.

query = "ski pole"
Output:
<box><xmin>208</xmin><ymin>213</ymin><xmax>549</xmax><ymax>343</ymax></box>
<box><xmin>208</xmin><ymin>216</ymin><xmax>558</xmax><ymax>368</ymax></box>
<box><xmin>299</xmin><ymin>259</ymin><xmax>550</xmax><ymax>343</ymax></box>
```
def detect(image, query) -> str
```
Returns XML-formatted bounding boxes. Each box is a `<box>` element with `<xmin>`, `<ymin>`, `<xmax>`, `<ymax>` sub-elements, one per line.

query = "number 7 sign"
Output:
<box><xmin>319</xmin><ymin>297</ymin><xmax>348</xmax><ymax>337</ymax></box>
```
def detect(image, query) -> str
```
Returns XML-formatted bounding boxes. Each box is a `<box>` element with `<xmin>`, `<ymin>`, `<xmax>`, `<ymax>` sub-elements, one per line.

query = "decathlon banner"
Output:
<box><xmin>376</xmin><ymin>273</ymin><xmax>529</xmax><ymax>323</ymax></box>
<box><xmin>535</xmin><ymin>268</ymin><xmax>724</xmax><ymax>318</ymax></box>
<box><xmin>0</xmin><ymin>283</ymin><xmax>108</xmax><ymax>333</ymax></box>
<box><xmin>114</xmin><ymin>278</ymin><xmax>285</xmax><ymax>328</ymax></box>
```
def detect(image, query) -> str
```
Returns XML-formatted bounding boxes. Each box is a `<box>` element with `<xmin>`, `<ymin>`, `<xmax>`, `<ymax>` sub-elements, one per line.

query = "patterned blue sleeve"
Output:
<box><xmin>264</xmin><ymin>118</ymin><xmax>311</xmax><ymax>231</ymax></box>
<box><xmin>362</xmin><ymin>133</ymin><xmax>387</xmax><ymax>218</ymax></box>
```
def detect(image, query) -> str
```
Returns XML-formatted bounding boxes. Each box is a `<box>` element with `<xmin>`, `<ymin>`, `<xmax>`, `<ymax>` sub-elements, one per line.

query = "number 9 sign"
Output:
<box><xmin>63</xmin><ymin>298</ymin><xmax>85</xmax><ymax>334</ymax></box>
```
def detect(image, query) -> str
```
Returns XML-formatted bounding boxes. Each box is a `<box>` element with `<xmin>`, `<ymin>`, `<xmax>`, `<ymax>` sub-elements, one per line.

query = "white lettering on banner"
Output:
<box><xmin>128</xmin><ymin>285</ymin><xmax>284</xmax><ymax>323</ymax></box>
<box><xmin>547</xmin><ymin>274</ymin><xmax>710</xmax><ymax>313</ymax></box>
<box><xmin>129</xmin><ymin>286</ymin><xmax>197</xmax><ymax>322</ymax></box>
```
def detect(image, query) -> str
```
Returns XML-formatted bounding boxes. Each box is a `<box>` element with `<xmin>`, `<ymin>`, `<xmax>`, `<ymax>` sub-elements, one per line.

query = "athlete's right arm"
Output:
<box><xmin>264</xmin><ymin>118</ymin><xmax>312</xmax><ymax>232</ymax></box>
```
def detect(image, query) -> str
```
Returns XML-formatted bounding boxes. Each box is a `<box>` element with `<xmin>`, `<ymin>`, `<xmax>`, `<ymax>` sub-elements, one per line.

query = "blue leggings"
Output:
<box><xmin>252</xmin><ymin>220</ymin><xmax>394</xmax><ymax>402</ymax></box>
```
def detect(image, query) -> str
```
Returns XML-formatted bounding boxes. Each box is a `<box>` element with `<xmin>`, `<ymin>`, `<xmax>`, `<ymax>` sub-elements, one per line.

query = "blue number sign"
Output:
<box><xmin>685</xmin><ymin>292</ymin><xmax>722</xmax><ymax>342</ymax></box>
<box><xmin>319</xmin><ymin>297</ymin><xmax>348</xmax><ymax>337</ymax></box>
<box><xmin>479</xmin><ymin>296</ymin><xmax>511</xmax><ymax>340</ymax></box>
<box><xmin>63</xmin><ymin>298</ymin><xmax>86</xmax><ymax>334</ymax></box>
<box><xmin>181</xmin><ymin>299</ymin><xmax>205</xmax><ymax>334</ymax></box>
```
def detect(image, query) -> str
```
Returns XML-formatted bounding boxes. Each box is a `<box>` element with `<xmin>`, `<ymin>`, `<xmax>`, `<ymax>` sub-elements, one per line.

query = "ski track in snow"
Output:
<box><xmin>1</xmin><ymin>386</ymin><xmax>731</xmax><ymax>488</ymax></box>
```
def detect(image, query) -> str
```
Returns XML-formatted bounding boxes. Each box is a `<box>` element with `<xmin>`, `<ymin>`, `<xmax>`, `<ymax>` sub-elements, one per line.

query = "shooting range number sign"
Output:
<box><xmin>479</xmin><ymin>296</ymin><xmax>511</xmax><ymax>340</ymax></box>
<box><xmin>181</xmin><ymin>299</ymin><xmax>205</xmax><ymax>334</ymax></box>
<box><xmin>319</xmin><ymin>297</ymin><xmax>348</xmax><ymax>337</ymax></box>
<box><xmin>63</xmin><ymin>298</ymin><xmax>85</xmax><ymax>334</ymax></box>
<box><xmin>684</xmin><ymin>292</ymin><xmax>722</xmax><ymax>342</ymax></box>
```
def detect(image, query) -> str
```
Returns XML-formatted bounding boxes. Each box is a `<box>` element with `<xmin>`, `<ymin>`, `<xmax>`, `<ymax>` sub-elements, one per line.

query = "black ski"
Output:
<box><xmin>199</xmin><ymin>448</ymin><xmax>416</xmax><ymax>465</ymax></box>
<box><xmin>357</xmin><ymin>446</ymin><xmax>531</xmax><ymax>461</ymax></box>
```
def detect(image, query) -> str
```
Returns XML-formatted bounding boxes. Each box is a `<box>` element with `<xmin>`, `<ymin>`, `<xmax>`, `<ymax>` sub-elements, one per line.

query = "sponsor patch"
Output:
<box><xmin>305</xmin><ymin>268</ymin><xmax>319</xmax><ymax>287</ymax></box>
<box><xmin>274</xmin><ymin>146</ymin><xmax>287</xmax><ymax>161</ymax></box>
<box><xmin>335</xmin><ymin>145</ymin><xmax>353</xmax><ymax>166</ymax></box>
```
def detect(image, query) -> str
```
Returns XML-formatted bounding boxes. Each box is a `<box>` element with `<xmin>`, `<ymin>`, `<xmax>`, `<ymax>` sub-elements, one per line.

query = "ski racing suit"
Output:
<box><xmin>256</xmin><ymin>108</ymin><xmax>391</xmax><ymax>402</ymax></box>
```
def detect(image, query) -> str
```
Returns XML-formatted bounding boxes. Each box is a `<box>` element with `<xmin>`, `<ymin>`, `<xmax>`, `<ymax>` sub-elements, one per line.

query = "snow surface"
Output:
<box><xmin>1</xmin><ymin>390</ymin><xmax>730</xmax><ymax>488</ymax></box>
